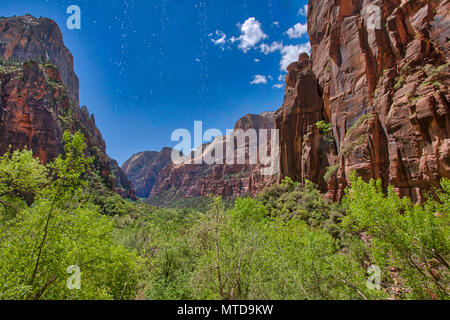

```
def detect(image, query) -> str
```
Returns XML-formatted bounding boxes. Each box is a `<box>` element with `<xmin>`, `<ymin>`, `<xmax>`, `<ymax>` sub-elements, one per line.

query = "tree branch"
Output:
<box><xmin>29</xmin><ymin>178</ymin><xmax>64</xmax><ymax>286</ymax></box>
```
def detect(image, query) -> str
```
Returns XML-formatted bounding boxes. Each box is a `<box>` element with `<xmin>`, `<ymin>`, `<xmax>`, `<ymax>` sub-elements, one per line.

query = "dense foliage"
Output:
<box><xmin>116</xmin><ymin>178</ymin><xmax>449</xmax><ymax>300</ymax></box>
<box><xmin>343</xmin><ymin>174</ymin><xmax>449</xmax><ymax>299</ymax></box>
<box><xmin>0</xmin><ymin>132</ymin><xmax>141</xmax><ymax>300</ymax></box>
<box><xmin>0</xmin><ymin>133</ymin><xmax>448</xmax><ymax>300</ymax></box>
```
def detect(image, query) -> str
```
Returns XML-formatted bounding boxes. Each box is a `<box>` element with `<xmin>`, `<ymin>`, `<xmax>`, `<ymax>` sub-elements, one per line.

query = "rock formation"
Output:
<box><xmin>276</xmin><ymin>0</ymin><xmax>450</xmax><ymax>202</ymax></box>
<box><xmin>275</xmin><ymin>53</ymin><xmax>335</xmax><ymax>193</ymax></box>
<box><xmin>122</xmin><ymin>148</ymin><xmax>173</xmax><ymax>198</ymax></box>
<box><xmin>0</xmin><ymin>15</ymin><xmax>136</xmax><ymax>200</ymax></box>
<box><xmin>110</xmin><ymin>159</ymin><xmax>137</xmax><ymax>200</ymax></box>
<box><xmin>147</xmin><ymin>113</ymin><xmax>276</xmax><ymax>200</ymax></box>
<box><xmin>0</xmin><ymin>15</ymin><xmax>79</xmax><ymax>103</ymax></box>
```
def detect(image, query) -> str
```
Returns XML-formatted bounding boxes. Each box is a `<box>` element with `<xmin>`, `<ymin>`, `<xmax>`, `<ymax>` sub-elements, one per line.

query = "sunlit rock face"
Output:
<box><xmin>148</xmin><ymin>113</ymin><xmax>276</xmax><ymax>200</ymax></box>
<box><xmin>276</xmin><ymin>0</ymin><xmax>450</xmax><ymax>202</ymax></box>
<box><xmin>0</xmin><ymin>15</ymin><xmax>79</xmax><ymax>104</ymax></box>
<box><xmin>0</xmin><ymin>15</ymin><xmax>136</xmax><ymax>200</ymax></box>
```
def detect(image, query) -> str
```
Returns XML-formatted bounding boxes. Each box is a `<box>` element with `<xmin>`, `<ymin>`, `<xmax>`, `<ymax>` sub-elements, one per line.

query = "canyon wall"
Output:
<box><xmin>0</xmin><ymin>15</ymin><xmax>79</xmax><ymax>104</ymax></box>
<box><xmin>122</xmin><ymin>148</ymin><xmax>173</xmax><ymax>198</ymax></box>
<box><xmin>276</xmin><ymin>0</ymin><xmax>449</xmax><ymax>202</ymax></box>
<box><xmin>147</xmin><ymin>113</ymin><xmax>276</xmax><ymax>201</ymax></box>
<box><xmin>0</xmin><ymin>15</ymin><xmax>136</xmax><ymax>199</ymax></box>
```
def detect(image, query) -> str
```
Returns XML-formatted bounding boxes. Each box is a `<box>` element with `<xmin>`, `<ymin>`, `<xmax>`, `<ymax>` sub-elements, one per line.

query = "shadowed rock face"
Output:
<box><xmin>122</xmin><ymin>148</ymin><xmax>173</xmax><ymax>198</ymax></box>
<box><xmin>277</xmin><ymin>0</ymin><xmax>450</xmax><ymax>202</ymax></box>
<box><xmin>147</xmin><ymin>113</ymin><xmax>276</xmax><ymax>200</ymax></box>
<box><xmin>275</xmin><ymin>54</ymin><xmax>334</xmax><ymax>193</ymax></box>
<box><xmin>0</xmin><ymin>15</ymin><xmax>79</xmax><ymax>104</ymax></box>
<box><xmin>110</xmin><ymin>159</ymin><xmax>137</xmax><ymax>200</ymax></box>
<box><xmin>0</xmin><ymin>15</ymin><xmax>136</xmax><ymax>200</ymax></box>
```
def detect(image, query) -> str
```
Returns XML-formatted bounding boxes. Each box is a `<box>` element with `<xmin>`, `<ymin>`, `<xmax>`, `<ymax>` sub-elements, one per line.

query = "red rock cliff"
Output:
<box><xmin>0</xmin><ymin>15</ymin><xmax>136</xmax><ymax>200</ymax></box>
<box><xmin>0</xmin><ymin>15</ymin><xmax>79</xmax><ymax>104</ymax></box>
<box><xmin>276</xmin><ymin>0</ymin><xmax>450</xmax><ymax>202</ymax></box>
<box><xmin>122</xmin><ymin>148</ymin><xmax>173</xmax><ymax>198</ymax></box>
<box><xmin>148</xmin><ymin>113</ymin><xmax>276</xmax><ymax>201</ymax></box>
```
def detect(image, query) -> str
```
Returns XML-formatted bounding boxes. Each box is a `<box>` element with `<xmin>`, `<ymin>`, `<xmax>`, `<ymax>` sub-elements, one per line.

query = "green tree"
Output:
<box><xmin>0</xmin><ymin>131</ymin><xmax>141</xmax><ymax>300</ymax></box>
<box><xmin>0</xmin><ymin>148</ymin><xmax>48</xmax><ymax>214</ymax></box>
<box><xmin>343</xmin><ymin>174</ymin><xmax>449</xmax><ymax>299</ymax></box>
<box><xmin>190</xmin><ymin>197</ymin><xmax>376</xmax><ymax>300</ymax></box>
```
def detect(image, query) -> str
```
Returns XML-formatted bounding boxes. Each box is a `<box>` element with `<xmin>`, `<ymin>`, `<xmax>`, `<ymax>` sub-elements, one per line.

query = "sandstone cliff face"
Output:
<box><xmin>275</xmin><ymin>53</ymin><xmax>335</xmax><ymax>193</ymax></box>
<box><xmin>148</xmin><ymin>113</ymin><xmax>276</xmax><ymax>200</ymax></box>
<box><xmin>234</xmin><ymin>112</ymin><xmax>275</xmax><ymax>131</ymax></box>
<box><xmin>122</xmin><ymin>148</ymin><xmax>173</xmax><ymax>198</ymax></box>
<box><xmin>0</xmin><ymin>15</ymin><xmax>136</xmax><ymax>200</ymax></box>
<box><xmin>276</xmin><ymin>0</ymin><xmax>450</xmax><ymax>202</ymax></box>
<box><xmin>0</xmin><ymin>15</ymin><xmax>79</xmax><ymax>104</ymax></box>
<box><xmin>0</xmin><ymin>60</ymin><xmax>63</xmax><ymax>164</ymax></box>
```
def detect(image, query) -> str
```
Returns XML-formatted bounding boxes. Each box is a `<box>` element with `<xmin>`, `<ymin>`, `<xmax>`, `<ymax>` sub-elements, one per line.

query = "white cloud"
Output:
<box><xmin>211</xmin><ymin>30</ymin><xmax>227</xmax><ymax>45</ymax></box>
<box><xmin>298</xmin><ymin>5</ymin><xmax>308</xmax><ymax>17</ymax></box>
<box><xmin>272</xmin><ymin>21</ymin><xmax>280</xmax><ymax>27</ymax></box>
<box><xmin>210</xmin><ymin>18</ymin><xmax>311</xmax><ymax>74</ymax></box>
<box><xmin>250</xmin><ymin>75</ymin><xmax>268</xmax><ymax>85</ymax></box>
<box><xmin>236</xmin><ymin>18</ymin><xmax>268</xmax><ymax>53</ymax></box>
<box><xmin>259</xmin><ymin>41</ymin><xmax>283</xmax><ymax>55</ymax></box>
<box><xmin>273</xmin><ymin>83</ymin><xmax>284</xmax><ymax>89</ymax></box>
<box><xmin>286</xmin><ymin>23</ymin><xmax>308</xmax><ymax>39</ymax></box>
<box><xmin>280</xmin><ymin>42</ymin><xmax>311</xmax><ymax>70</ymax></box>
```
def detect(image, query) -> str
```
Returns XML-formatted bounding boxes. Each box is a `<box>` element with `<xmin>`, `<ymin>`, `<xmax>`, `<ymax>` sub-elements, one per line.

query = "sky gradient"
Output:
<box><xmin>0</xmin><ymin>0</ymin><xmax>310</xmax><ymax>164</ymax></box>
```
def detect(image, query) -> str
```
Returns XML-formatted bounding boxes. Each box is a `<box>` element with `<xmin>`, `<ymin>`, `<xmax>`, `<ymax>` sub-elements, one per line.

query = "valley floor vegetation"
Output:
<box><xmin>0</xmin><ymin>131</ymin><xmax>448</xmax><ymax>300</ymax></box>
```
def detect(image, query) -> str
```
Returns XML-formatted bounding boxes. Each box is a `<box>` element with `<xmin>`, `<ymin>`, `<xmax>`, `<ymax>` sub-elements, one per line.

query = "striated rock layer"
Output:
<box><xmin>276</xmin><ymin>0</ymin><xmax>450</xmax><ymax>202</ymax></box>
<box><xmin>148</xmin><ymin>113</ymin><xmax>276</xmax><ymax>200</ymax></box>
<box><xmin>0</xmin><ymin>15</ymin><xmax>136</xmax><ymax>200</ymax></box>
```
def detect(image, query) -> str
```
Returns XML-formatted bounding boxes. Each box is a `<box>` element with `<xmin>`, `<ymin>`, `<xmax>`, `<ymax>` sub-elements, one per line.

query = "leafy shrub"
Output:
<box><xmin>324</xmin><ymin>164</ymin><xmax>339</xmax><ymax>182</ymax></box>
<box><xmin>343</xmin><ymin>173</ymin><xmax>449</xmax><ymax>299</ymax></box>
<box><xmin>316</xmin><ymin>120</ymin><xmax>332</xmax><ymax>135</ymax></box>
<box><xmin>394</xmin><ymin>76</ymin><xmax>405</xmax><ymax>90</ymax></box>
<box><xmin>0</xmin><ymin>131</ymin><xmax>141</xmax><ymax>300</ymax></box>
<box><xmin>316</xmin><ymin>120</ymin><xmax>334</xmax><ymax>142</ymax></box>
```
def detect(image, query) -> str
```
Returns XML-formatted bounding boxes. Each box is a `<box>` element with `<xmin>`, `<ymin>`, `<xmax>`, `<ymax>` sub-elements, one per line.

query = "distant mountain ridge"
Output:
<box><xmin>123</xmin><ymin>112</ymin><xmax>276</xmax><ymax>201</ymax></box>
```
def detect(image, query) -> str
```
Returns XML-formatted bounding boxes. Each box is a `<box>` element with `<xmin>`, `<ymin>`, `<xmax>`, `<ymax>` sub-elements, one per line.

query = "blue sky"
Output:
<box><xmin>1</xmin><ymin>0</ymin><xmax>310</xmax><ymax>164</ymax></box>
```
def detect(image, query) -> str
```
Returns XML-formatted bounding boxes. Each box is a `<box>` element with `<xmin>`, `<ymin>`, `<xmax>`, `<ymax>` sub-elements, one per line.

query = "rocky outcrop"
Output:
<box><xmin>234</xmin><ymin>112</ymin><xmax>274</xmax><ymax>131</ymax></box>
<box><xmin>148</xmin><ymin>113</ymin><xmax>276</xmax><ymax>200</ymax></box>
<box><xmin>122</xmin><ymin>148</ymin><xmax>173</xmax><ymax>198</ymax></box>
<box><xmin>110</xmin><ymin>159</ymin><xmax>137</xmax><ymax>200</ymax></box>
<box><xmin>276</xmin><ymin>0</ymin><xmax>450</xmax><ymax>202</ymax></box>
<box><xmin>0</xmin><ymin>60</ymin><xmax>63</xmax><ymax>164</ymax></box>
<box><xmin>0</xmin><ymin>15</ymin><xmax>136</xmax><ymax>199</ymax></box>
<box><xmin>0</xmin><ymin>15</ymin><xmax>79</xmax><ymax>104</ymax></box>
<box><xmin>275</xmin><ymin>53</ymin><xmax>335</xmax><ymax>192</ymax></box>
